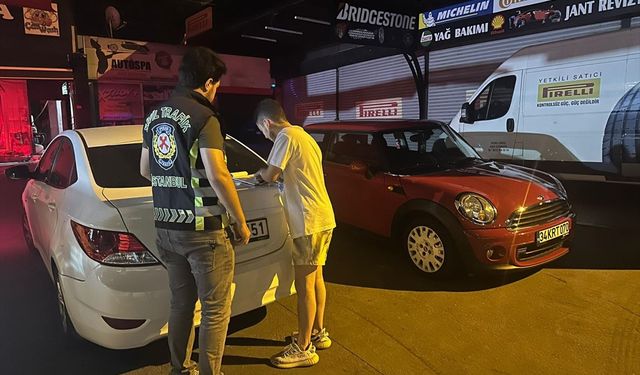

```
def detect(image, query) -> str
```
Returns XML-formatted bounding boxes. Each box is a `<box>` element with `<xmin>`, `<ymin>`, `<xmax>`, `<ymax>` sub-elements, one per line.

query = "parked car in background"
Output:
<box><xmin>306</xmin><ymin>121</ymin><xmax>574</xmax><ymax>277</ymax></box>
<box><xmin>6</xmin><ymin>125</ymin><xmax>294</xmax><ymax>349</ymax></box>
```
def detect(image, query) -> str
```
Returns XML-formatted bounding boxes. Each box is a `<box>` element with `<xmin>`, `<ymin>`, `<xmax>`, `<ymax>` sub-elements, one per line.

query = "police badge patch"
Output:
<box><xmin>152</xmin><ymin>123</ymin><xmax>178</xmax><ymax>170</ymax></box>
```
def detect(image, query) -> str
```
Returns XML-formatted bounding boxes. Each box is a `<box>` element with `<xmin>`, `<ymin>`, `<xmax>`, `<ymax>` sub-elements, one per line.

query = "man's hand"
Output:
<box><xmin>258</xmin><ymin>165</ymin><xmax>283</xmax><ymax>183</ymax></box>
<box><xmin>232</xmin><ymin>222</ymin><xmax>251</xmax><ymax>246</ymax></box>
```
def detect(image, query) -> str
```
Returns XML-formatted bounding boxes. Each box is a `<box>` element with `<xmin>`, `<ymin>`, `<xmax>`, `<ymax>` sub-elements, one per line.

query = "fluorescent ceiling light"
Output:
<box><xmin>294</xmin><ymin>16</ymin><xmax>331</xmax><ymax>26</ymax></box>
<box><xmin>241</xmin><ymin>34</ymin><xmax>277</xmax><ymax>43</ymax></box>
<box><xmin>265</xmin><ymin>26</ymin><xmax>303</xmax><ymax>35</ymax></box>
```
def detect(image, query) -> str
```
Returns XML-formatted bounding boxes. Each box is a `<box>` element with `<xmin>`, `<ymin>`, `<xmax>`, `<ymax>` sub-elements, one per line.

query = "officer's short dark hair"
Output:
<box><xmin>179</xmin><ymin>47</ymin><xmax>227</xmax><ymax>89</ymax></box>
<box><xmin>255</xmin><ymin>99</ymin><xmax>288</xmax><ymax>123</ymax></box>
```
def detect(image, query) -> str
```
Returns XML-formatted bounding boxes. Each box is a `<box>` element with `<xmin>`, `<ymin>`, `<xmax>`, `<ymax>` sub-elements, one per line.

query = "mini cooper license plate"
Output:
<box><xmin>247</xmin><ymin>218</ymin><xmax>269</xmax><ymax>242</ymax></box>
<box><xmin>536</xmin><ymin>221</ymin><xmax>570</xmax><ymax>245</ymax></box>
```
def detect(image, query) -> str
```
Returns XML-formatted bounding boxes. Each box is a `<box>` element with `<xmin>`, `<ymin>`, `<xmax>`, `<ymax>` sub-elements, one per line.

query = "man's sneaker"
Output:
<box><xmin>311</xmin><ymin>328</ymin><xmax>332</xmax><ymax>349</ymax></box>
<box><xmin>289</xmin><ymin>328</ymin><xmax>332</xmax><ymax>350</ymax></box>
<box><xmin>270</xmin><ymin>342</ymin><xmax>319</xmax><ymax>369</ymax></box>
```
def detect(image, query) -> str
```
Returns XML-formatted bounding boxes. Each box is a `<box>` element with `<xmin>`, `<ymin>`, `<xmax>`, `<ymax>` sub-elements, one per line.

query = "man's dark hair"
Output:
<box><xmin>255</xmin><ymin>98</ymin><xmax>288</xmax><ymax>123</ymax></box>
<box><xmin>178</xmin><ymin>47</ymin><xmax>227</xmax><ymax>89</ymax></box>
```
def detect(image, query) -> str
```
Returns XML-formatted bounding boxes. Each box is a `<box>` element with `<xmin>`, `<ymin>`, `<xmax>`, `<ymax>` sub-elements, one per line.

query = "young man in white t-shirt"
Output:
<box><xmin>254</xmin><ymin>99</ymin><xmax>336</xmax><ymax>369</ymax></box>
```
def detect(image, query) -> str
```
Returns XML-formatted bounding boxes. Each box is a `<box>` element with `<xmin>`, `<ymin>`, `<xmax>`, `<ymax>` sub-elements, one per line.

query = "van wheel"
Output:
<box><xmin>53</xmin><ymin>267</ymin><xmax>81</xmax><ymax>343</ymax></box>
<box><xmin>22</xmin><ymin>212</ymin><xmax>36</xmax><ymax>252</ymax></box>
<box><xmin>402</xmin><ymin>217</ymin><xmax>459</xmax><ymax>277</ymax></box>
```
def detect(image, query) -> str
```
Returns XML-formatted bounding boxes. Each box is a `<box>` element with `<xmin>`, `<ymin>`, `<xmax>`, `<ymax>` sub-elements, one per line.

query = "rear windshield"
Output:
<box><xmin>87</xmin><ymin>143</ymin><xmax>150</xmax><ymax>188</ymax></box>
<box><xmin>87</xmin><ymin>138</ymin><xmax>267</xmax><ymax>188</ymax></box>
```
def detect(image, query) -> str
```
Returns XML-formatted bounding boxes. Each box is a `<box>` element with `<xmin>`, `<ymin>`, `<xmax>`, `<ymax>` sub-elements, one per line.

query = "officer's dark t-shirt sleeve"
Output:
<box><xmin>199</xmin><ymin>116</ymin><xmax>224</xmax><ymax>150</ymax></box>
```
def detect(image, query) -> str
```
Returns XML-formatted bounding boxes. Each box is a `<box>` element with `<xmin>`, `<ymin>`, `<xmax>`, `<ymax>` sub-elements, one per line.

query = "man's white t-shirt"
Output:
<box><xmin>267</xmin><ymin>126</ymin><xmax>336</xmax><ymax>239</ymax></box>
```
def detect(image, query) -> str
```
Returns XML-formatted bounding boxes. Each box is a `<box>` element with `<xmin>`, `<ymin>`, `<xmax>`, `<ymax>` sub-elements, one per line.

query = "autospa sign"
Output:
<box><xmin>82</xmin><ymin>36</ymin><xmax>182</xmax><ymax>81</ymax></box>
<box><xmin>334</xmin><ymin>1</ymin><xmax>418</xmax><ymax>50</ymax></box>
<box><xmin>418</xmin><ymin>0</ymin><xmax>640</xmax><ymax>50</ymax></box>
<box><xmin>355</xmin><ymin>98</ymin><xmax>403</xmax><ymax>119</ymax></box>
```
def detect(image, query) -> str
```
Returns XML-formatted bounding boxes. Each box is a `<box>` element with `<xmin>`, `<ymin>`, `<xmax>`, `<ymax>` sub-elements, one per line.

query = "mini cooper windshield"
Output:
<box><xmin>380</xmin><ymin>124</ymin><xmax>482</xmax><ymax>174</ymax></box>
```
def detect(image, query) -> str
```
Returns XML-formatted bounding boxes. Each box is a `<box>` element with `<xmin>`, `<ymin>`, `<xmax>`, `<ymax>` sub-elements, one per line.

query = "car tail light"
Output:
<box><xmin>71</xmin><ymin>221</ymin><xmax>159</xmax><ymax>266</ymax></box>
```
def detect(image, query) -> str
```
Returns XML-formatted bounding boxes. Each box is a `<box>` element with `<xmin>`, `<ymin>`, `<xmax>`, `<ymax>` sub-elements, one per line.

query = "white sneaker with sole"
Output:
<box><xmin>270</xmin><ymin>342</ymin><xmax>319</xmax><ymax>369</ymax></box>
<box><xmin>311</xmin><ymin>328</ymin><xmax>332</xmax><ymax>350</ymax></box>
<box><xmin>290</xmin><ymin>328</ymin><xmax>332</xmax><ymax>350</ymax></box>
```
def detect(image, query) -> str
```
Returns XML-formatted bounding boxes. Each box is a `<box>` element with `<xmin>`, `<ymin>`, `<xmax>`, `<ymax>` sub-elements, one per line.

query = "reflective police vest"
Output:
<box><xmin>142</xmin><ymin>88</ymin><xmax>227</xmax><ymax>231</ymax></box>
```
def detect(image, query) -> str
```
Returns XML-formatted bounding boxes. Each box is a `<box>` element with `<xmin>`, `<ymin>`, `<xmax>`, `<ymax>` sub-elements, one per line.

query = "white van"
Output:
<box><xmin>450</xmin><ymin>28</ymin><xmax>640</xmax><ymax>183</ymax></box>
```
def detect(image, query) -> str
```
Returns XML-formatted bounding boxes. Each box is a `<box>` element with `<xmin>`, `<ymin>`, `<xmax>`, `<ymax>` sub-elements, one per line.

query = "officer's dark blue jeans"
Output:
<box><xmin>156</xmin><ymin>228</ymin><xmax>235</xmax><ymax>375</ymax></box>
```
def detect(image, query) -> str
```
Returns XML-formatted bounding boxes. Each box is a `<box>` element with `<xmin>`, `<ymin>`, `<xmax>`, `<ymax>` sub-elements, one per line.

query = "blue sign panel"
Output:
<box><xmin>418</xmin><ymin>0</ymin><xmax>493</xmax><ymax>29</ymax></box>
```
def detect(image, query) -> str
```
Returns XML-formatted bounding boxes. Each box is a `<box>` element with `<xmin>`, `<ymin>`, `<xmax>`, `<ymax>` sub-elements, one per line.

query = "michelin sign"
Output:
<box><xmin>419</xmin><ymin>0</ymin><xmax>551</xmax><ymax>29</ymax></box>
<box><xmin>419</xmin><ymin>0</ymin><xmax>493</xmax><ymax>29</ymax></box>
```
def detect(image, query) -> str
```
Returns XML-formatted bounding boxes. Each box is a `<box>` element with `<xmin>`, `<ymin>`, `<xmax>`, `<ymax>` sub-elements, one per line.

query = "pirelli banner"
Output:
<box><xmin>334</xmin><ymin>1</ymin><xmax>419</xmax><ymax>50</ymax></box>
<box><xmin>418</xmin><ymin>0</ymin><xmax>640</xmax><ymax>50</ymax></box>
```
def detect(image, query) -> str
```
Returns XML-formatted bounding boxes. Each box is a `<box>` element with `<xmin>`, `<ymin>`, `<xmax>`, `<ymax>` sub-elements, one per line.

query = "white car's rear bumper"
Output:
<box><xmin>62</xmin><ymin>239</ymin><xmax>295</xmax><ymax>350</ymax></box>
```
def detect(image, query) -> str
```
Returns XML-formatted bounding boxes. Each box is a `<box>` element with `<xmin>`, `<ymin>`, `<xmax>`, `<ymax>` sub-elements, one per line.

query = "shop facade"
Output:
<box><xmin>0</xmin><ymin>0</ymin><xmax>73</xmax><ymax>162</ymax></box>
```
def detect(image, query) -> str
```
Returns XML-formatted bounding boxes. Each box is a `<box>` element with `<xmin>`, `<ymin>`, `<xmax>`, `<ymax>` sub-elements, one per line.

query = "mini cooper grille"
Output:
<box><xmin>507</xmin><ymin>200</ymin><xmax>571</xmax><ymax>230</ymax></box>
<box><xmin>516</xmin><ymin>238</ymin><xmax>565</xmax><ymax>261</ymax></box>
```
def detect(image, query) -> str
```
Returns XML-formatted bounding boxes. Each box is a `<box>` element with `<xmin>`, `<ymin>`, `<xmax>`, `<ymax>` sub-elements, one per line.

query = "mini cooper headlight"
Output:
<box><xmin>455</xmin><ymin>193</ymin><xmax>497</xmax><ymax>225</ymax></box>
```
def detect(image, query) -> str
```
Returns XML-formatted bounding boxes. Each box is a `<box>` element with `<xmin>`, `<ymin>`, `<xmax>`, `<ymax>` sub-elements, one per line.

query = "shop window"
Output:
<box><xmin>34</xmin><ymin>138</ymin><xmax>62</xmax><ymax>182</ymax></box>
<box><xmin>472</xmin><ymin>76</ymin><xmax>516</xmax><ymax>121</ymax></box>
<box><xmin>49</xmin><ymin>138</ymin><xmax>77</xmax><ymax>189</ymax></box>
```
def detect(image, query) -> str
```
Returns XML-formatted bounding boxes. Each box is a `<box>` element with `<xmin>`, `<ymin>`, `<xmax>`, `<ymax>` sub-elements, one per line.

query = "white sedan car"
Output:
<box><xmin>7</xmin><ymin>125</ymin><xmax>295</xmax><ymax>350</ymax></box>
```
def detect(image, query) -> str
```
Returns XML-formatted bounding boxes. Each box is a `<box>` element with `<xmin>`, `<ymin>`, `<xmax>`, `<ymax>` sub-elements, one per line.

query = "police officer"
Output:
<box><xmin>140</xmin><ymin>47</ymin><xmax>251</xmax><ymax>375</ymax></box>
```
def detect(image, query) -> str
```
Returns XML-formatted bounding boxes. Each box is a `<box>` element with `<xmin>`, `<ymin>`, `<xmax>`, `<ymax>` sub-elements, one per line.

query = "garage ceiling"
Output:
<box><xmin>73</xmin><ymin>0</ymin><xmax>458</xmax><ymax>58</ymax></box>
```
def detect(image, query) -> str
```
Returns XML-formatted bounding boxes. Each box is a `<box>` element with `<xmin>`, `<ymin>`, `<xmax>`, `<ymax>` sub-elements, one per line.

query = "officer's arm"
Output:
<box><xmin>200</xmin><ymin>148</ymin><xmax>247</xmax><ymax>226</ymax></box>
<box><xmin>140</xmin><ymin>147</ymin><xmax>151</xmax><ymax>181</ymax></box>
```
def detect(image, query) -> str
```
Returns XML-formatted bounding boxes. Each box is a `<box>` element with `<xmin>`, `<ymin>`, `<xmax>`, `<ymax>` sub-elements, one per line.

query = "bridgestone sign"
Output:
<box><xmin>337</xmin><ymin>3</ymin><xmax>417</xmax><ymax>30</ymax></box>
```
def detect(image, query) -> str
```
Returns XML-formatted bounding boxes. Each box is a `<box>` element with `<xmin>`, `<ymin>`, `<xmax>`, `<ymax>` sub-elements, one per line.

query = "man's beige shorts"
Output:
<box><xmin>292</xmin><ymin>229</ymin><xmax>333</xmax><ymax>266</ymax></box>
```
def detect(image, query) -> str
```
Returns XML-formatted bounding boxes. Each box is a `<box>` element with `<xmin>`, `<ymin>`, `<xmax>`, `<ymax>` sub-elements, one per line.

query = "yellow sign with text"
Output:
<box><xmin>537</xmin><ymin>79</ymin><xmax>601</xmax><ymax>102</ymax></box>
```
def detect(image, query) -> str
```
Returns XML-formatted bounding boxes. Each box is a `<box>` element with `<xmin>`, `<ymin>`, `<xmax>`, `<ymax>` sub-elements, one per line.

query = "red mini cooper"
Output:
<box><xmin>306</xmin><ymin>121</ymin><xmax>574</xmax><ymax>277</ymax></box>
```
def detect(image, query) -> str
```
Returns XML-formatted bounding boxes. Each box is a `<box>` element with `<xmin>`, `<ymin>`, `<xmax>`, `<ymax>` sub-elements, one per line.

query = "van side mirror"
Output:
<box><xmin>461</xmin><ymin>103</ymin><xmax>475</xmax><ymax>124</ymax></box>
<box><xmin>6</xmin><ymin>165</ymin><xmax>32</xmax><ymax>180</ymax></box>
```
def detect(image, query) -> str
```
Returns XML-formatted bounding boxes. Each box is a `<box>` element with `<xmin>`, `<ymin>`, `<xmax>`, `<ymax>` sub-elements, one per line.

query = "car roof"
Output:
<box><xmin>75</xmin><ymin>125</ymin><xmax>142</xmax><ymax>148</ymax></box>
<box><xmin>304</xmin><ymin>120</ymin><xmax>443</xmax><ymax>133</ymax></box>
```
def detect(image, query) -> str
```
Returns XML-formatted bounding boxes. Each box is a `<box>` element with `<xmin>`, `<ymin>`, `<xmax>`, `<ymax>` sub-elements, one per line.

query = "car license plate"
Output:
<box><xmin>247</xmin><ymin>218</ymin><xmax>269</xmax><ymax>242</ymax></box>
<box><xmin>536</xmin><ymin>221</ymin><xmax>570</xmax><ymax>245</ymax></box>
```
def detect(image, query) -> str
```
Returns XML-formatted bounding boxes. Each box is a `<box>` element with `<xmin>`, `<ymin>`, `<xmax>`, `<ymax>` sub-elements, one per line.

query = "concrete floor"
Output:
<box><xmin>1</xmin><ymin>166</ymin><xmax>638</xmax><ymax>375</ymax></box>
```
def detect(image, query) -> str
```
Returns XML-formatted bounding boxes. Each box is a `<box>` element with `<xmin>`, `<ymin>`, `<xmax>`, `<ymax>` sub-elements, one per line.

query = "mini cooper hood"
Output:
<box><xmin>403</xmin><ymin>161</ymin><xmax>567</xmax><ymax>210</ymax></box>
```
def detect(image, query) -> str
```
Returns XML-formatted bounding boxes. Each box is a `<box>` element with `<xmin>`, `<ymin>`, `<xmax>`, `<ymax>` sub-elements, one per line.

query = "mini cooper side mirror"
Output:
<box><xmin>6</xmin><ymin>165</ymin><xmax>32</xmax><ymax>180</ymax></box>
<box><xmin>461</xmin><ymin>102</ymin><xmax>476</xmax><ymax>124</ymax></box>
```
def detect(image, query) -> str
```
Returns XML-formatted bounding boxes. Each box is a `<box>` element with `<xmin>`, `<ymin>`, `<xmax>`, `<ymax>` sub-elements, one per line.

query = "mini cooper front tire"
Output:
<box><xmin>402</xmin><ymin>217</ymin><xmax>459</xmax><ymax>277</ymax></box>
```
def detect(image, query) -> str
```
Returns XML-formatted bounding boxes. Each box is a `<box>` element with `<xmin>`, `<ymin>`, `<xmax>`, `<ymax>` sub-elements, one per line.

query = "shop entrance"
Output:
<box><xmin>0</xmin><ymin>80</ymin><xmax>31</xmax><ymax>163</ymax></box>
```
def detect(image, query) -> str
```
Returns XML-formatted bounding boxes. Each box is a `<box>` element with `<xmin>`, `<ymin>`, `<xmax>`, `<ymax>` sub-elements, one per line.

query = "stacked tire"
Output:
<box><xmin>602</xmin><ymin>82</ymin><xmax>640</xmax><ymax>170</ymax></box>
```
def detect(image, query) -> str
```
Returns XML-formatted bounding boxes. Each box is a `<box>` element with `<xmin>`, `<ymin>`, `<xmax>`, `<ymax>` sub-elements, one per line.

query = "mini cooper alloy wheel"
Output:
<box><xmin>406</xmin><ymin>225</ymin><xmax>446</xmax><ymax>273</ymax></box>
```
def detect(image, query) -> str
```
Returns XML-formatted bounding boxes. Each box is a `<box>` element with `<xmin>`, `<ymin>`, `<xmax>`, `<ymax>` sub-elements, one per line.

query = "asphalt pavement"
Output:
<box><xmin>0</xmin><ymin>165</ymin><xmax>638</xmax><ymax>375</ymax></box>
